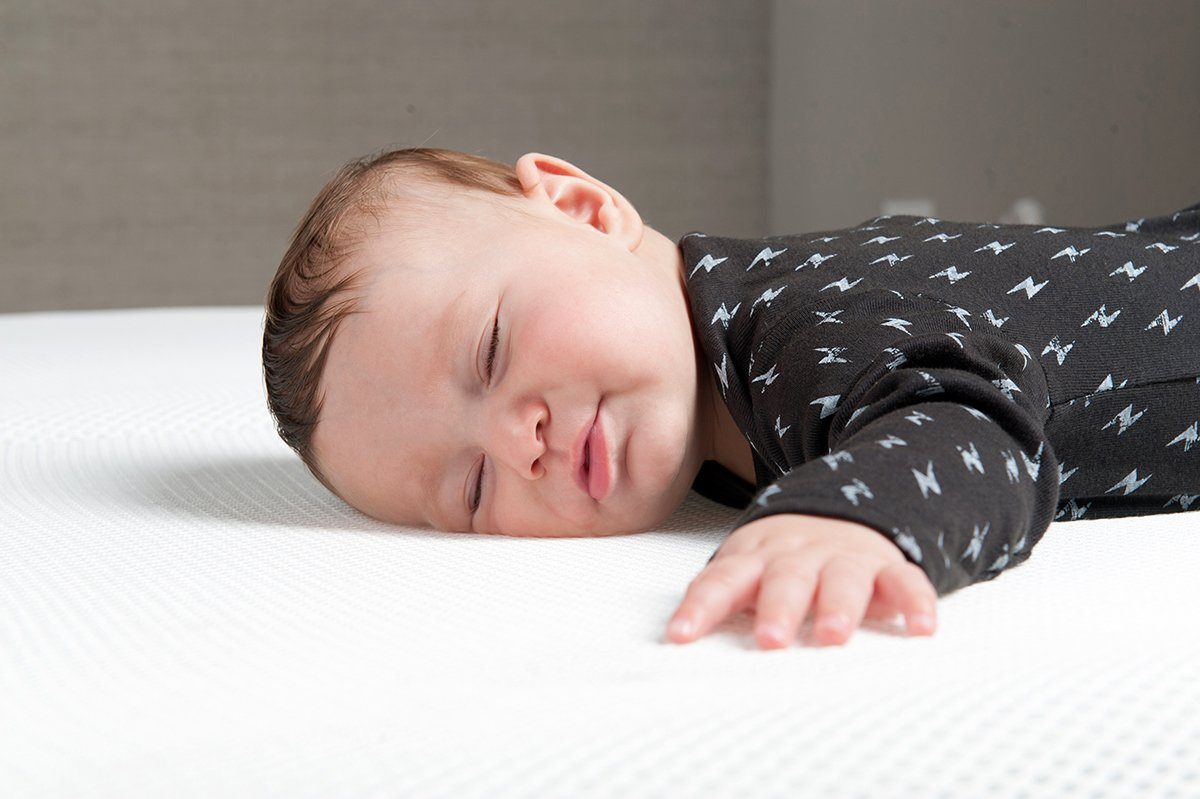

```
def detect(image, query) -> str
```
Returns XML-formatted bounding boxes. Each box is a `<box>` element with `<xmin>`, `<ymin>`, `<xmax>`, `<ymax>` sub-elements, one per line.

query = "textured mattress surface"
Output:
<box><xmin>1</xmin><ymin>306</ymin><xmax>1198</xmax><ymax>798</ymax></box>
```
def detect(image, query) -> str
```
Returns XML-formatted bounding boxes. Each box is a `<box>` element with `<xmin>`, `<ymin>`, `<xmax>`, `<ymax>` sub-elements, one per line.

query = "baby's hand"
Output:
<box><xmin>667</xmin><ymin>514</ymin><xmax>938</xmax><ymax>648</ymax></box>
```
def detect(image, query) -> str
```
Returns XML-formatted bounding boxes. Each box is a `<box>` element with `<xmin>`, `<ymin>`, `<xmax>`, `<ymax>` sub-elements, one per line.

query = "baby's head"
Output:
<box><xmin>262</xmin><ymin>147</ymin><xmax>721</xmax><ymax>536</ymax></box>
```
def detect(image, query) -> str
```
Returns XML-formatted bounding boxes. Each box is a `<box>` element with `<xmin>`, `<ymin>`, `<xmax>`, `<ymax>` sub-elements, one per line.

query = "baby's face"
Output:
<box><xmin>312</xmin><ymin>155</ymin><xmax>714</xmax><ymax>536</ymax></box>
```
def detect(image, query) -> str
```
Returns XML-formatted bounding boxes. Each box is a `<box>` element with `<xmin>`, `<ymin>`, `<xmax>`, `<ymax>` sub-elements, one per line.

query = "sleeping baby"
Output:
<box><xmin>262</xmin><ymin>147</ymin><xmax>1200</xmax><ymax>649</ymax></box>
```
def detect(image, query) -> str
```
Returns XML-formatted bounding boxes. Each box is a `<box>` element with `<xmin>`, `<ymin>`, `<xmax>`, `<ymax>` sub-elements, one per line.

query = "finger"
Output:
<box><xmin>876</xmin><ymin>561</ymin><xmax>939</xmax><ymax>636</ymax></box>
<box><xmin>809</xmin><ymin>557</ymin><xmax>876</xmax><ymax>646</ymax></box>
<box><xmin>753</xmin><ymin>555</ymin><xmax>819</xmax><ymax>649</ymax></box>
<box><xmin>668</xmin><ymin>556</ymin><xmax>762</xmax><ymax>644</ymax></box>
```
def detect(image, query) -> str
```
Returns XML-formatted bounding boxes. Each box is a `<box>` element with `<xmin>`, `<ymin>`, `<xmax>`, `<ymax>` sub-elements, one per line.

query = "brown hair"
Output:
<box><xmin>261</xmin><ymin>147</ymin><xmax>527</xmax><ymax>498</ymax></box>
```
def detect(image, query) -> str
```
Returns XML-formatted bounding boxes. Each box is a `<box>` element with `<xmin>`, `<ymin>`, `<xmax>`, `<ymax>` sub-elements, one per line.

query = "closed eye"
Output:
<box><xmin>484</xmin><ymin>317</ymin><xmax>499</xmax><ymax>383</ymax></box>
<box><xmin>472</xmin><ymin>316</ymin><xmax>500</xmax><ymax>516</ymax></box>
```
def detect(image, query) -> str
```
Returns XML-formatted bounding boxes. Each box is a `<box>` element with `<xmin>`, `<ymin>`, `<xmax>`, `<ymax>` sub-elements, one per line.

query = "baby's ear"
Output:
<box><xmin>514</xmin><ymin>152</ymin><xmax>642</xmax><ymax>244</ymax></box>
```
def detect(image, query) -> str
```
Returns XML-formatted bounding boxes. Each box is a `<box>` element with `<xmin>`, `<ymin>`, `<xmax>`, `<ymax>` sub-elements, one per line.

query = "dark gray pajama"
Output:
<box><xmin>682</xmin><ymin>202</ymin><xmax>1200</xmax><ymax>596</ymax></box>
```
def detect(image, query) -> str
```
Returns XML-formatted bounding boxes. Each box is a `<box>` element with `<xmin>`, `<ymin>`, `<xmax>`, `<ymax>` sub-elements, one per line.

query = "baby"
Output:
<box><xmin>263</xmin><ymin>147</ymin><xmax>1200</xmax><ymax>650</ymax></box>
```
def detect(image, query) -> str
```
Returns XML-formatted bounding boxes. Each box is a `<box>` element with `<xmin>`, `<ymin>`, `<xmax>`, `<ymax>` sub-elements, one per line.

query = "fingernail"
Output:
<box><xmin>669</xmin><ymin>617</ymin><xmax>694</xmax><ymax>638</ymax></box>
<box><xmin>908</xmin><ymin>613</ymin><xmax>934</xmax><ymax>633</ymax></box>
<box><xmin>758</xmin><ymin>623</ymin><xmax>786</xmax><ymax>644</ymax></box>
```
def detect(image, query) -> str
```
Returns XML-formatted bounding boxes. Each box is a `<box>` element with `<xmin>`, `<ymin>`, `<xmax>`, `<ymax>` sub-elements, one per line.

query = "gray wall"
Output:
<box><xmin>3</xmin><ymin>1</ymin><xmax>1197</xmax><ymax>313</ymax></box>
<box><xmin>770</xmin><ymin>0</ymin><xmax>1200</xmax><ymax>232</ymax></box>
<box><xmin>0</xmin><ymin>1</ymin><xmax>768</xmax><ymax>313</ymax></box>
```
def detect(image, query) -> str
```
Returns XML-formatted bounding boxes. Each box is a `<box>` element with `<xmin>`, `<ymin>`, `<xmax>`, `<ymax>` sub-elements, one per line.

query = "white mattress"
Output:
<box><xmin>2</xmin><ymin>306</ymin><xmax>1198</xmax><ymax>799</ymax></box>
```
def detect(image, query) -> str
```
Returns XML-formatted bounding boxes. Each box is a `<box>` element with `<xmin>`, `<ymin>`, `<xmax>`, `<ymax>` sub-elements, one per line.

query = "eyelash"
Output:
<box><xmin>471</xmin><ymin>317</ymin><xmax>501</xmax><ymax>515</ymax></box>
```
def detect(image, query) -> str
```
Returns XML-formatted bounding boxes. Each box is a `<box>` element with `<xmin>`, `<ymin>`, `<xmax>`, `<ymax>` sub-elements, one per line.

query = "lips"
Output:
<box><xmin>585</xmin><ymin>413</ymin><xmax>611</xmax><ymax>501</ymax></box>
<box><xmin>573</xmin><ymin>403</ymin><xmax>605</xmax><ymax>500</ymax></box>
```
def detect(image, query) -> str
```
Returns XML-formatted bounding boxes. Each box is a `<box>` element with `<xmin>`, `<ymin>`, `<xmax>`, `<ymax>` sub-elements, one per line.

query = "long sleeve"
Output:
<box><xmin>725</xmin><ymin>288</ymin><xmax>1061</xmax><ymax>596</ymax></box>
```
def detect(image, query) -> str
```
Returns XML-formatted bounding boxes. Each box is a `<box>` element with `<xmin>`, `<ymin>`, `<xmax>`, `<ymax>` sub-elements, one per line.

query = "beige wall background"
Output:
<box><xmin>1</xmin><ymin>1</ymin><xmax>1196</xmax><ymax>313</ymax></box>
<box><xmin>770</xmin><ymin>1</ymin><xmax>1200</xmax><ymax>231</ymax></box>
<box><xmin>0</xmin><ymin>1</ymin><xmax>768</xmax><ymax>313</ymax></box>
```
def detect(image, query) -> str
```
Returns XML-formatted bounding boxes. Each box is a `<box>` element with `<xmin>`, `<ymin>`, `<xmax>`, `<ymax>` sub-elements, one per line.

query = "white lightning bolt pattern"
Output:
<box><xmin>712</xmin><ymin>353</ymin><xmax>728</xmax><ymax>396</ymax></box>
<box><xmin>988</xmin><ymin>544</ymin><xmax>1011</xmax><ymax>573</ymax></box>
<box><xmin>821</xmin><ymin>449</ymin><xmax>854</xmax><ymax>470</ymax></box>
<box><xmin>748</xmin><ymin>286</ymin><xmax>786</xmax><ymax>316</ymax></box>
<box><xmin>820</xmin><ymin>276</ymin><xmax>865</xmax><ymax>293</ymax></box>
<box><xmin>1041</xmin><ymin>335</ymin><xmax>1075</xmax><ymax>365</ymax></box>
<box><xmin>1105</xmin><ymin>469</ymin><xmax>1153</xmax><ymax>495</ymax></box>
<box><xmin>880</xmin><ymin>317</ymin><xmax>914</xmax><ymax>336</ymax></box>
<box><xmin>961</xmin><ymin>521</ymin><xmax>991</xmax><ymax>562</ymax></box>
<box><xmin>884</xmin><ymin>347</ymin><xmax>907</xmax><ymax>370</ymax></box>
<box><xmin>1111</xmin><ymin>261</ymin><xmax>1148</xmax><ymax>281</ymax></box>
<box><xmin>1008</xmin><ymin>276</ymin><xmax>1050</xmax><ymax>299</ymax></box>
<box><xmin>1081</xmin><ymin>304</ymin><xmax>1121</xmax><ymax>328</ymax></box>
<box><xmin>814</xmin><ymin>309</ymin><xmax>844</xmax><ymax>325</ymax></box>
<box><xmin>774</xmin><ymin>416</ymin><xmax>791</xmax><ymax>439</ymax></box>
<box><xmin>811</xmin><ymin>394</ymin><xmax>842</xmax><ymax>419</ymax></box>
<box><xmin>846</xmin><ymin>405</ymin><xmax>872</xmax><ymax>427</ymax></box>
<box><xmin>809</xmin><ymin>236</ymin><xmax>840</xmax><ymax>244</ymax></box>
<box><xmin>1094</xmin><ymin>231</ymin><xmax>1126</xmax><ymax>237</ymax></box>
<box><xmin>1051</xmin><ymin>245</ymin><xmax>1091</xmax><ymax>262</ymax></box>
<box><xmin>1058</xmin><ymin>461</ymin><xmax>1079</xmax><ymax>485</ymax></box>
<box><xmin>905</xmin><ymin>409</ymin><xmax>935</xmax><ymax>426</ymax></box>
<box><xmin>1144</xmin><ymin>309</ymin><xmax>1182</xmax><ymax>335</ymax></box>
<box><xmin>915</xmin><ymin>371</ymin><xmax>944</xmax><ymax>398</ymax></box>
<box><xmin>1035</xmin><ymin>227</ymin><xmax>1066</xmax><ymax>234</ymax></box>
<box><xmin>750</xmin><ymin>364</ymin><xmax>780</xmax><ymax>393</ymax></box>
<box><xmin>913</xmin><ymin>217</ymin><xmax>942</xmax><ymax>226</ymax></box>
<box><xmin>1000</xmin><ymin>449</ymin><xmax>1020</xmax><ymax>482</ymax></box>
<box><xmin>870</xmin><ymin>253</ymin><xmax>914</xmax><ymax>266</ymax></box>
<box><xmin>796</xmin><ymin>252</ymin><xmax>838</xmax><ymax>270</ymax></box>
<box><xmin>944</xmin><ymin>332</ymin><xmax>967</xmax><ymax>349</ymax></box>
<box><xmin>1145</xmin><ymin>242</ymin><xmax>1177</xmax><ymax>253</ymax></box>
<box><xmin>956</xmin><ymin>441</ymin><xmax>986</xmax><ymax>474</ymax></box>
<box><xmin>876</xmin><ymin>434</ymin><xmax>907</xmax><ymax>449</ymax></box>
<box><xmin>1181</xmin><ymin>272</ymin><xmax>1200</xmax><ymax>291</ymax></box>
<box><xmin>689</xmin><ymin>253</ymin><xmax>727</xmax><ymax>278</ymax></box>
<box><xmin>1101</xmin><ymin>403</ymin><xmax>1147</xmax><ymax>435</ymax></box>
<box><xmin>991</xmin><ymin>376</ymin><xmax>1022</xmax><ymax>402</ymax></box>
<box><xmin>945</xmin><ymin>305</ymin><xmax>974</xmax><ymax>328</ymax></box>
<box><xmin>891</xmin><ymin>527</ymin><xmax>924</xmax><ymax>562</ymax></box>
<box><xmin>1021</xmin><ymin>442</ymin><xmax>1044</xmax><ymax>481</ymax></box>
<box><xmin>840</xmin><ymin>478</ymin><xmax>874</xmax><ymax>507</ymax></box>
<box><xmin>1125</xmin><ymin>218</ymin><xmax>1145</xmax><ymax>232</ymax></box>
<box><xmin>1167</xmin><ymin>422</ymin><xmax>1198</xmax><ymax>452</ymax></box>
<box><xmin>710</xmin><ymin>301</ymin><xmax>740</xmax><ymax>329</ymax></box>
<box><xmin>912</xmin><ymin>460</ymin><xmax>942</xmax><ymax>498</ymax></box>
<box><xmin>929</xmin><ymin>266</ymin><xmax>972</xmax><ymax>284</ymax></box>
<box><xmin>1166</xmin><ymin>494</ymin><xmax>1200</xmax><ymax>510</ymax></box>
<box><xmin>746</xmin><ymin>246</ymin><xmax>787</xmax><ymax>271</ymax></box>
<box><xmin>1056</xmin><ymin>498</ymin><xmax>1091</xmax><ymax>520</ymax></box>
<box><xmin>975</xmin><ymin>241</ymin><xmax>1016</xmax><ymax>255</ymax></box>
<box><xmin>1073</xmin><ymin>373</ymin><xmax>1129</xmax><ymax>409</ymax></box>
<box><xmin>984</xmin><ymin>309</ymin><xmax>1011</xmax><ymax>328</ymax></box>
<box><xmin>923</xmin><ymin>233</ymin><xmax>961</xmax><ymax>242</ymax></box>
<box><xmin>860</xmin><ymin>235</ymin><xmax>902</xmax><ymax>245</ymax></box>
<box><xmin>815</xmin><ymin>346</ymin><xmax>850</xmax><ymax>364</ymax></box>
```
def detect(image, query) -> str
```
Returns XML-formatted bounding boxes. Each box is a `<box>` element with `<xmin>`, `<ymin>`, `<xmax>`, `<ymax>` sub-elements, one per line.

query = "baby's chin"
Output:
<box><xmin>484</xmin><ymin>493</ymin><xmax>687</xmax><ymax>538</ymax></box>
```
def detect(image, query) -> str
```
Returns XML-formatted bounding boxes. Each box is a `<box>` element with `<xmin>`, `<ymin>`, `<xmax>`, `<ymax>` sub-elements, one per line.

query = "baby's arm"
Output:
<box><xmin>669</xmin><ymin>292</ymin><xmax>1061</xmax><ymax>647</ymax></box>
<box><xmin>668</xmin><ymin>513</ymin><xmax>937</xmax><ymax>649</ymax></box>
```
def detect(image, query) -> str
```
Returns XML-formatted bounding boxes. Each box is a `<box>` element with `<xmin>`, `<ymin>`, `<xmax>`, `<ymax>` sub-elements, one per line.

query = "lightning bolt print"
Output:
<box><xmin>679</xmin><ymin>200</ymin><xmax>1200</xmax><ymax>597</ymax></box>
